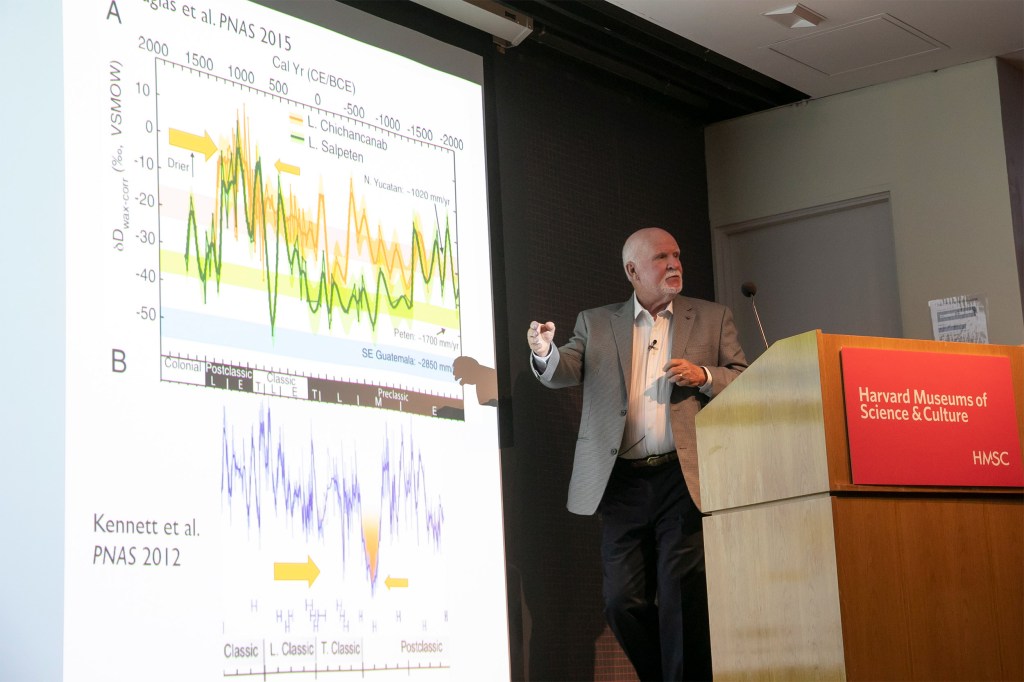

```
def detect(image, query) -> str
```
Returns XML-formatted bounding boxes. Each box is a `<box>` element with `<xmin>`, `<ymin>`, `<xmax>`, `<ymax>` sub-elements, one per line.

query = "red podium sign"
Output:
<box><xmin>841</xmin><ymin>347</ymin><xmax>1023</xmax><ymax>487</ymax></box>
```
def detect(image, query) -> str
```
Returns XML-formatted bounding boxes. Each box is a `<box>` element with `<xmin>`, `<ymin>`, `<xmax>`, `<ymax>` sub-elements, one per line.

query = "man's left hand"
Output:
<box><xmin>663</xmin><ymin>358</ymin><xmax>707</xmax><ymax>387</ymax></box>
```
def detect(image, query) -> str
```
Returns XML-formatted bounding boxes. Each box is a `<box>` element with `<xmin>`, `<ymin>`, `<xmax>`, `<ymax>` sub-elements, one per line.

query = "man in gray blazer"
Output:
<box><xmin>527</xmin><ymin>227</ymin><xmax>747</xmax><ymax>681</ymax></box>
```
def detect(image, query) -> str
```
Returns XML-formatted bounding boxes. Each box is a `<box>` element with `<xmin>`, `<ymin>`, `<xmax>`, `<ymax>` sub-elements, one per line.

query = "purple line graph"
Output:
<box><xmin>220</xmin><ymin>403</ymin><xmax>445</xmax><ymax>590</ymax></box>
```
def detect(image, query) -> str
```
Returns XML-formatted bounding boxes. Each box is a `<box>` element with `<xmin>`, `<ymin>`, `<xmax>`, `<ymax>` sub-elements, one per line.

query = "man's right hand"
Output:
<box><xmin>527</xmin><ymin>320</ymin><xmax>555</xmax><ymax>357</ymax></box>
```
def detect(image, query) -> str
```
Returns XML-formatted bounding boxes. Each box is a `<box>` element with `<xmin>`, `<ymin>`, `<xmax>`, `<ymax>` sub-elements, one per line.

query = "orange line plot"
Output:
<box><xmin>181</xmin><ymin>109</ymin><xmax>460</xmax><ymax>334</ymax></box>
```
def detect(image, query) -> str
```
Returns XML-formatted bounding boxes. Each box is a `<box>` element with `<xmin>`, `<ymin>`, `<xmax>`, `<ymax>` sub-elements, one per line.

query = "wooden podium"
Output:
<box><xmin>695</xmin><ymin>331</ymin><xmax>1023</xmax><ymax>681</ymax></box>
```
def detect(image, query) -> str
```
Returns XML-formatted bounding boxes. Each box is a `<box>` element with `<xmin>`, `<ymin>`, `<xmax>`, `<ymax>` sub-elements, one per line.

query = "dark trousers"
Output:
<box><xmin>599</xmin><ymin>458</ymin><xmax>712</xmax><ymax>682</ymax></box>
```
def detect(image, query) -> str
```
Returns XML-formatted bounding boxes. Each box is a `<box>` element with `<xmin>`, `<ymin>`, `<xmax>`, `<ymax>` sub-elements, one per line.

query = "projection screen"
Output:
<box><xmin>56</xmin><ymin>0</ymin><xmax>510</xmax><ymax>679</ymax></box>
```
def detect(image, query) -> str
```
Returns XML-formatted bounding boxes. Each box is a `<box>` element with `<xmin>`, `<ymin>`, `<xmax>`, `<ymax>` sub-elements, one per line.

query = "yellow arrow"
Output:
<box><xmin>168</xmin><ymin>128</ymin><xmax>218</xmax><ymax>160</ymax></box>
<box><xmin>275</xmin><ymin>159</ymin><xmax>300</xmax><ymax>176</ymax></box>
<box><xmin>384</xmin><ymin>576</ymin><xmax>409</xmax><ymax>590</ymax></box>
<box><xmin>274</xmin><ymin>556</ymin><xmax>320</xmax><ymax>587</ymax></box>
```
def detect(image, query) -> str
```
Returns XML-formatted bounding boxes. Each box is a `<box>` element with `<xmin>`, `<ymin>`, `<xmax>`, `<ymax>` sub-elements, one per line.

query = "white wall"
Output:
<box><xmin>0</xmin><ymin>0</ymin><xmax>65</xmax><ymax>680</ymax></box>
<box><xmin>705</xmin><ymin>58</ymin><xmax>1024</xmax><ymax>345</ymax></box>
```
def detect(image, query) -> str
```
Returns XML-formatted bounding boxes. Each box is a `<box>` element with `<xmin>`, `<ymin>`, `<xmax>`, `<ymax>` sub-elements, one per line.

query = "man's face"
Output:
<box><xmin>626</xmin><ymin>229</ymin><xmax>683</xmax><ymax>313</ymax></box>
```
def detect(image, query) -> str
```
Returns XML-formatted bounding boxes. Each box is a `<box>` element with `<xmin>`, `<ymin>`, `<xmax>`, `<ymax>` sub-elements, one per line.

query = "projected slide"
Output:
<box><xmin>62</xmin><ymin>1</ymin><xmax>507</xmax><ymax>680</ymax></box>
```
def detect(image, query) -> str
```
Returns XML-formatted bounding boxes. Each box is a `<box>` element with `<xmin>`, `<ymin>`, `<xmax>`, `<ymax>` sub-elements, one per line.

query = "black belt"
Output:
<box><xmin>618</xmin><ymin>451</ymin><xmax>677</xmax><ymax>469</ymax></box>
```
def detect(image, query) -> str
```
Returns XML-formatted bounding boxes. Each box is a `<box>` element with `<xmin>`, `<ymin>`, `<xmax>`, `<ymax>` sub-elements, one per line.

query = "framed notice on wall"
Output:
<box><xmin>929</xmin><ymin>294</ymin><xmax>989</xmax><ymax>343</ymax></box>
<box><xmin>840</xmin><ymin>346</ymin><xmax>1022</xmax><ymax>487</ymax></box>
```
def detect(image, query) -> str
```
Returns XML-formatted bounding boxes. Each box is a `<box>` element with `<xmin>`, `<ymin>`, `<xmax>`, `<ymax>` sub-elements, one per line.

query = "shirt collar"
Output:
<box><xmin>632</xmin><ymin>292</ymin><xmax>673</xmax><ymax>321</ymax></box>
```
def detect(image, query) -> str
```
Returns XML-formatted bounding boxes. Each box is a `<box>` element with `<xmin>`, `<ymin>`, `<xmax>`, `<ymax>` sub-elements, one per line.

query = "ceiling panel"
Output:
<box><xmin>602</xmin><ymin>0</ymin><xmax>1024</xmax><ymax>98</ymax></box>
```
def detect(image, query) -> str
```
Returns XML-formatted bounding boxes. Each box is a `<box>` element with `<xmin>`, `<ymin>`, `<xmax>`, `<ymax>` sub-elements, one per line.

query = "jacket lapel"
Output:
<box><xmin>672</xmin><ymin>296</ymin><xmax>695</xmax><ymax>355</ymax></box>
<box><xmin>612</xmin><ymin>297</ymin><xmax>634</xmax><ymax>384</ymax></box>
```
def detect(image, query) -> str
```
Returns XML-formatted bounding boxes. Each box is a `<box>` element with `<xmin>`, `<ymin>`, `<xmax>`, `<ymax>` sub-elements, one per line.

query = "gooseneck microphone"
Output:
<box><xmin>741</xmin><ymin>281</ymin><xmax>769</xmax><ymax>351</ymax></box>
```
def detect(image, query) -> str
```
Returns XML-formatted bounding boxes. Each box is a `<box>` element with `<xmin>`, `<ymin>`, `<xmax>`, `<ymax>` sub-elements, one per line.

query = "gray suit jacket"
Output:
<box><xmin>534</xmin><ymin>295</ymin><xmax>748</xmax><ymax>515</ymax></box>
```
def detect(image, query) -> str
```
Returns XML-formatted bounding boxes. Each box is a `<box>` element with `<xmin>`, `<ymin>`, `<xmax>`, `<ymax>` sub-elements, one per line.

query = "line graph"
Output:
<box><xmin>220</xmin><ymin>403</ymin><xmax>445</xmax><ymax>590</ymax></box>
<box><xmin>156</xmin><ymin>59</ymin><xmax>465</xmax><ymax>400</ymax></box>
<box><xmin>218</xmin><ymin>403</ymin><xmax>453</xmax><ymax>677</ymax></box>
<box><xmin>176</xmin><ymin>114</ymin><xmax>460</xmax><ymax>336</ymax></box>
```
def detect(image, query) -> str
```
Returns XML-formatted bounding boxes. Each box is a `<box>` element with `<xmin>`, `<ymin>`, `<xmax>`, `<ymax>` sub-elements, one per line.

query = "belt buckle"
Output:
<box><xmin>643</xmin><ymin>454</ymin><xmax>661</xmax><ymax>467</ymax></box>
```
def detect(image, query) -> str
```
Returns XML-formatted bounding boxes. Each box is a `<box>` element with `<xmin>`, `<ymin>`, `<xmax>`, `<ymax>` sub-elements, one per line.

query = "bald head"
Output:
<box><xmin>621</xmin><ymin>227</ymin><xmax>683</xmax><ymax>314</ymax></box>
<box><xmin>622</xmin><ymin>227</ymin><xmax>674</xmax><ymax>273</ymax></box>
